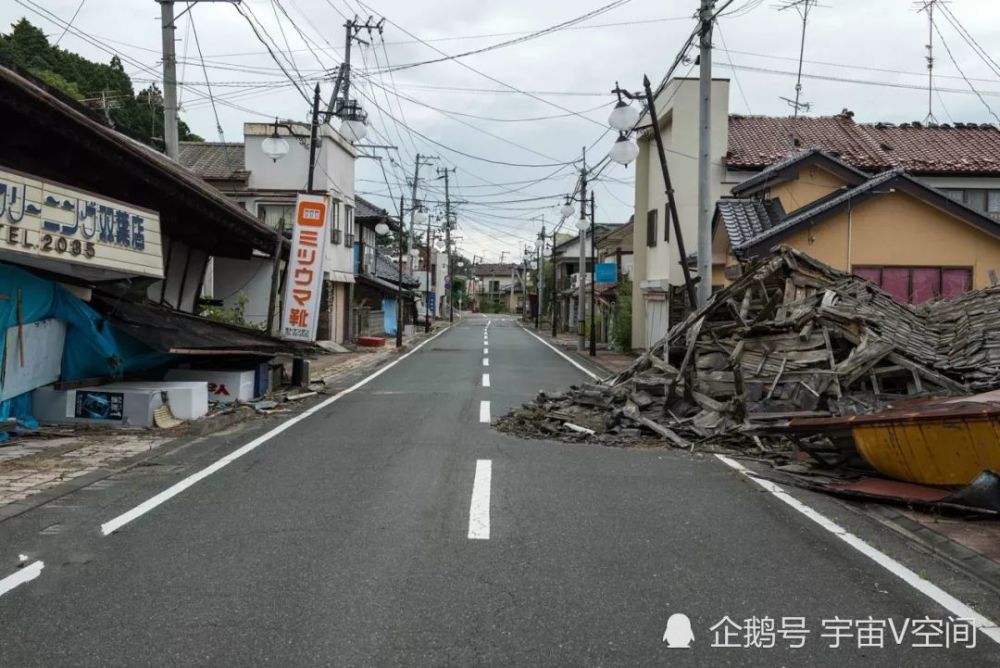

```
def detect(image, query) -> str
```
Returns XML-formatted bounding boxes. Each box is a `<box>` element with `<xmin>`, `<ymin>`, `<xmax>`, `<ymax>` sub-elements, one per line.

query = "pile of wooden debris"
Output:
<box><xmin>497</xmin><ymin>247</ymin><xmax>1000</xmax><ymax>451</ymax></box>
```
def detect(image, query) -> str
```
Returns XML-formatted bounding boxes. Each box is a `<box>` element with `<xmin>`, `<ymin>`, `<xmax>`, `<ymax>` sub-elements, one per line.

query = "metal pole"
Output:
<box><xmin>159</xmin><ymin>0</ymin><xmax>179</xmax><ymax>159</ymax></box>
<box><xmin>409</xmin><ymin>153</ymin><xmax>421</xmax><ymax>245</ymax></box>
<box><xmin>577</xmin><ymin>149</ymin><xmax>587</xmax><ymax>351</ymax></box>
<box><xmin>642</xmin><ymin>76</ymin><xmax>697</xmax><ymax>310</ymax></box>
<box><xmin>589</xmin><ymin>192</ymin><xmax>596</xmax><ymax>357</ymax></box>
<box><xmin>697</xmin><ymin>0</ymin><xmax>715</xmax><ymax>307</ymax></box>
<box><xmin>307</xmin><ymin>82</ymin><xmax>320</xmax><ymax>192</ymax></box>
<box><xmin>266</xmin><ymin>218</ymin><xmax>284</xmax><ymax>335</ymax></box>
<box><xmin>397</xmin><ymin>194</ymin><xmax>404</xmax><ymax>348</ymax></box>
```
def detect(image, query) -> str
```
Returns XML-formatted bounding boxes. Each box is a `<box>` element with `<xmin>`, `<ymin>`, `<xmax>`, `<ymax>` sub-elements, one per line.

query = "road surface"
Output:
<box><xmin>1</xmin><ymin>314</ymin><xmax>997</xmax><ymax>666</ymax></box>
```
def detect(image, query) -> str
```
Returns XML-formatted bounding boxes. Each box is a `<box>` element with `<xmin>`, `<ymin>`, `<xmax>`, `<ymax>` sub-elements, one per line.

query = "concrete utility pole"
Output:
<box><xmin>590</xmin><ymin>191</ymin><xmax>597</xmax><ymax>357</ymax></box>
<box><xmin>325</xmin><ymin>16</ymin><xmax>383</xmax><ymax>120</ymax></box>
<box><xmin>697</xmin><ymin>0</ymin><xmax>715</xmax><ymax>307</ymax></box>
<box><xmin>551</xmin><ymin>227</ymin><xmax>559</xmax><ymax>337</ymax></box>
<box><xmin>158</xmin><ymin>1</ymin><xmax>239</xmax><ymax>160</ymax></box>
<box><xmin>537</xmin><ymin>224</ymin><xmax>545</xmax><ymax>330</ymax></box>
<box><xmin>577</xmin><ymin>148</ymin><xmax>587</xmax><ymax>352</ymax></box>
<box><xmin>439</xmin><ymin>167</ymin><xmax>456</xmax><ymax>323</ymax></box>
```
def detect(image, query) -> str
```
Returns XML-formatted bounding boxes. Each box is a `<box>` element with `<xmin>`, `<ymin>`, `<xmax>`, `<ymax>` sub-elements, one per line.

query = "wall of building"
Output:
<box><xmin>767</xmin><ymin>166</ymin><xmax>849</xmax><ymax>213</ymax></box>
<box><xmin>631</xmin><ymin>78</ymin><xmax>731</xmax><ymax>349</ymax></box>
<box><xmin>211</xmin><ymin>255</ymin><xmax>274</xmax><ymax>326</ymax></box>
<box><xmin>773</xmin><ymin>191</ymin><xmax>1000</xmax><ymax>288</ymax></box>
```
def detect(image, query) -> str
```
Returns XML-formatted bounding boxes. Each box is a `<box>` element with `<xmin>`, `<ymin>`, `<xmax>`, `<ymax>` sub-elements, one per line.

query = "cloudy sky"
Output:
<box><xmin>5</xmin><ymin>0</ymin><xmax>1000</xmax><ymax>262</ymax></box>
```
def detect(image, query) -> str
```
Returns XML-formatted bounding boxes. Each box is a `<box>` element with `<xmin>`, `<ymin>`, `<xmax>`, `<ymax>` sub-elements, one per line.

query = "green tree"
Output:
<box><xmin>0</xmin><ymin>18</ymin><xmax>203</xmax><ymax>149</ymax></box>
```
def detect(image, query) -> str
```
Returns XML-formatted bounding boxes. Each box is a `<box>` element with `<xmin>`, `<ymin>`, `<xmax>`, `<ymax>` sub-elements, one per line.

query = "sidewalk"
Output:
<box><xmin>523</xmin><ymin>322</ymin><xmax>636</xmax><ymax>377</ymax></box>
<box><xmin>0</xmin><ymin>321</ymin><xmax>450</xmax><ymax>514</ymax></box>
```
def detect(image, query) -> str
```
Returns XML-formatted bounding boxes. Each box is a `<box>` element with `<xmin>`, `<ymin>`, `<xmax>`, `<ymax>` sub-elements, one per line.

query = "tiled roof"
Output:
<box><xmin>473</xmin><ymin>263</ymin><xmax>518</xmax><ymax>277</ymax></box>
<box><xmin>177</xmin><ymin>142</ymin><xmax>247</xmax><ymax>179</ymax></box>
<box><xmin>726</xmin><ymin>114</ymin><xmax>1000</xmax><ymax>175</ymax></box>
<box><xmin>355</xmin><ymin>195</ymin><xmax>389</xmax><ymax>220</ymax></box>
<box><xmin>717</xmin><ymin>199</ymin><xmax>775</xmax><ymax>249</ymax></box>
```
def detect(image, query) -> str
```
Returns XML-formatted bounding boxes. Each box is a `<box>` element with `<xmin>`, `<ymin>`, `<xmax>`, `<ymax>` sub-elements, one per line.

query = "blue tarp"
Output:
<box><xmin>382</xmin><ymin>298</ymin><xmax>397</xmax><ymax>336</ymax></box>
<box><xmin>0</xmin><ymin>263</ymin><xmax>171</xmax><ymax>440</ymax></box>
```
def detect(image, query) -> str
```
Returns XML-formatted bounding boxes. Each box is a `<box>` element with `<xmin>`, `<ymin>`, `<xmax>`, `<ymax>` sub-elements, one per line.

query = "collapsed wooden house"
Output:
<box><xmin>499</xmin><ymin>247</ymin><xmax>1000</xmax><ymax>449</ymax></box>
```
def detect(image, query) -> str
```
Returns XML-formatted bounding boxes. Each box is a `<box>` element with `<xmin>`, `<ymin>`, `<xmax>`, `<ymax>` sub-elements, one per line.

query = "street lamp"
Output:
<box><xmin>559</xmin><ymin>197</ymin><xmax>575</xmax><ymax>219</ymax></box>
<box><xmin>609</xmin><ymin>132</ymin><xmax>639</xmax><ymax>166</ymax></box>
<box><xmin>262</xmin><ymin>119</ymin><xmax>290</xmax><ymax>162</ymax></box>
<box><xmin>608</xmin><ymin>98</ymin><xmax>640</xmax><ymax>132</ymax></box>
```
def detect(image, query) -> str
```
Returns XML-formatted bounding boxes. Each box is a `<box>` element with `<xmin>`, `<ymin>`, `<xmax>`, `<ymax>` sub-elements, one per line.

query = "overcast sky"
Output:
<box><xmin>6</xmin><ymin>0</ymin><xmax>1000</xmax><ymax>262</ymax></box>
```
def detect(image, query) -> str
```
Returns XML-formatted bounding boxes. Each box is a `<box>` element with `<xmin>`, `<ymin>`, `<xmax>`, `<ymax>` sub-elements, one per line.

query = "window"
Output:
<box><xmin>853</xmin><ymin>266</ymin><xmax>971</xmax><ymax>303</ymax></box>
<box><xmin>988</xmin><ymin>191</ymin><xmax>1000</xmax><ymax>218</ymax></box>
<box><xmin>344</xmin><ymin>205</ymin><xmax>355</xmax><ymax>246</ymax></box>
<box><xmin>257</xmin><ymin>203</ymin><xmax>294</xmax><ymax>231</ymax></box>
<box><xmin>663</xmin><ymin>204</ymin><xmax>671</xmax><ymax>242</ymax></box>
<box><xmin>646</xmin><ymin>208</ymin><xmax>658</xmax><ymax>247</ymax></box>
<box><xmin>489</xmin><ymin>280</ymin><xmax>500</xmax><ymax>293</ymax></box>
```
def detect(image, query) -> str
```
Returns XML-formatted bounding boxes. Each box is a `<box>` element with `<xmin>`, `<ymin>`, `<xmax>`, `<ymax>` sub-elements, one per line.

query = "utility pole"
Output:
<box><xmin>397</xmin><ymin>195</ymin><xmax>404</xmax><ymax>348</ymax></box>
<box><xmin>439</xmin><ymin>167</ymin><xmax>456</xmax><ymax>323</ymax></box>
<box><xmin>157</xmin><ymin>1</ymin><xmax>239</xmax><ymax>160</ymax></box>
<box><xmin>425</xmin><ymin>214</ymin><xmax>432</xmax><ymax>332</ymax></box>
<box><xmin>697</xmin><ymin>0</ymin><xmax>715</xmax><ymax>307</ymax></box>
<box><xmin>537</xmin><ymin>224</ymin><xmax>545</xmax><ymax>330</ymax></box>
<box><xmin>577</xmin><ymin>148</ymin><xmax>587</xmax><ymax>352</ymax></box>
<box><xmin>589</xmin><ymin>191</ymin><xmax>597</xmax><ymax>357</ymax></box>
<box><xmin>551</xmin><ymin>227</ymin><xmax>559</xmax><ymax>338</ymax></box>
<box><xmin>306</xmin><ymin>83</ymin><xmax>320</xmax><ymax>192</ymax></box>
<box><xmin>325</xmin><ymin>16</ymin><xmax>383</xmax><ymax>120</ymax></box>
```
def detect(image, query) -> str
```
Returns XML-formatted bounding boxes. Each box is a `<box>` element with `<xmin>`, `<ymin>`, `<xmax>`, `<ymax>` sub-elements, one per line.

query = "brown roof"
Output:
<box><xmin>473</xmin><ymin>263</ymin><xmax>518</xmax><ymax>277</ymax></box>
<box><xmin>726</xmin><ymin>113</ymin><xmax>1000</xmax><ymax>175</ymax></box>
<box><xmin>178</xmin><ymin>142</ymin><xmax>247</xmax><ymax>179</ymax></box>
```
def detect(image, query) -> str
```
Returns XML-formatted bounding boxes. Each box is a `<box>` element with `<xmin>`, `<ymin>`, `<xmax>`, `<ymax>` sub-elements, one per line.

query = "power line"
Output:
<box><xmin>55</xmin><ymin>0</ymin><xmax>87</xmax><ymax>46</ymax></box>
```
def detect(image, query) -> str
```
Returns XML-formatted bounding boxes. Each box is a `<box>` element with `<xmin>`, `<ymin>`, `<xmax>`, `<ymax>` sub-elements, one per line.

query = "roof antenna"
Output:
<box><xmin>916</xmin><ymin>0</ymin><xmax>942</xmax><ymax>124</ymax></box>
<box><xmin>777</xmin><ymin>0</ymin><xmax>818</xmax><ymax>150</ymax></box>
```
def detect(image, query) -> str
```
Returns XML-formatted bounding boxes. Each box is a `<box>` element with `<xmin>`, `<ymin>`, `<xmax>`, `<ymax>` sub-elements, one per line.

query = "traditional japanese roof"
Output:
<box><xmin>730</xmin><ymin>147</ymin><xmax>869</xmax><ymax>197</ymax></box>
<box><xmin>721</xmin><ymin>168</ymin><xmax>1000</xmax><ymax>257</ymax></box>
<box><xmin>473</xmin><ymin>263</ymin><xmax>518</xmax><ymax>277</ymax></box>
<box><xmin>177</xmin><ymin>142</ymin><xmax>247</xmax><ymax>180</ymax></box>
<box><xmin>727</xmin><ymin>113</ymin><xmax>1000</xmax><ymax>176</ymax></box>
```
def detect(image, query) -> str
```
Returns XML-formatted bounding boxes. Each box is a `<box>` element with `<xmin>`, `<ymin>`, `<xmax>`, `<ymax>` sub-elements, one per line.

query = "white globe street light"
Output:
<box><xmin>434</xmin><ymin>239</ymin><xmax>446</xmax><ymax>252</ymax></box>
<box><xmin>261</xmin><ymin>132</ymin><xmax>290</xmax><ymax>163</ymax></box>
<box><xmin>609</xmin><ymin>133</ymin><xmax>640</xmax><ymax>166</ymax></box>
<box><xmin>560</xmin><ymin>199</ymin><xmax>575</xmax><ymax>218</ymax></box>
<box><xmin>413</xmin><ymin>209</ymin><xmax>428</xmax><ymax>225</ymax></box>
<box><xmin>340</xmin><ymin>117</ymin><xmax>368</xmax><ymax>143</ymax></box>
<box><xmin>374</xmin><ymin>222</ymin><xmax>390</xmax><ymax>236</ymax></box>
<box><xmin>608</xmin><ymin>99</ymin><xmax>640</xmax><ymax>132</ymax></box>
<box><xmin>575</xmin><ymin>216</ymin><xmax>590</xmax><ymax>231</ymax></box>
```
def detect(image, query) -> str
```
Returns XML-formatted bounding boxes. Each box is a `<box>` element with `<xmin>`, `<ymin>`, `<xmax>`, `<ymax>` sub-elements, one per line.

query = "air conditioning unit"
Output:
<box><xmin>330</xmin><ymin>229</ymin><xmax>342</xmax><ymax>244</ymax></box>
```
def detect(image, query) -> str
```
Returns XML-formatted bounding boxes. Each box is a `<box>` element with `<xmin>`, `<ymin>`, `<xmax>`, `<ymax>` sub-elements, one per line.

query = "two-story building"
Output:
<box><xmin>179</xmin><ymin>120</ymin><xmax>358</xmax><ymax>343</ymax></box>
<box><xmin>630</xmin><ymin>77</ymin><xmax>1000</xmax><ymax>349</ymax></box>
<box><xmin>550</xmin><ymin>224</ymin><xmax>620</xmax><ymax>332</ymax></box>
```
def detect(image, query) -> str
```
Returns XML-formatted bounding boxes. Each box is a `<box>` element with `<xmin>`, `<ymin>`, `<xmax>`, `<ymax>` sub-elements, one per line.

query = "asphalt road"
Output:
<box><xmin>1</xmin><ymin>313</ymin><xmax>998</xmax><ymax>666</ymax></box>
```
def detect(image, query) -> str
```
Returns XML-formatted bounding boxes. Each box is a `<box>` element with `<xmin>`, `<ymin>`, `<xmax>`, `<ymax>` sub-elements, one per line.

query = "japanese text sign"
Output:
<box><xmin>0</xmin><ymin>165</ymin><xmax>162</xmax><ymax>278</ymax></box>
<box><xmin>280</xmin><ymin>193</ymin><xmax>330</xmax><ymax>341</ymax></box>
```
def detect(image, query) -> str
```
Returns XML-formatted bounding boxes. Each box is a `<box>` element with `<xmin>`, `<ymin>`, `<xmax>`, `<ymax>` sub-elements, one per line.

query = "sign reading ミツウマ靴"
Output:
<box><xmin>280</xmin><ymin>193</ymin><xmax>330</xmax><ymax>342</ymax></box>
<box><xmin>0</xmin><ymin>165</ymin><xmax>163</xmax><ymax>278</ymax></box>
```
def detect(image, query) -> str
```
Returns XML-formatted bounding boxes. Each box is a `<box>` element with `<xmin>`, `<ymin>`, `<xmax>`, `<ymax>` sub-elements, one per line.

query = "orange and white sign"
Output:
<box><xmin>280</xmin><ymin>193</ymin><xmax>329</xmax><ymax>341</ymax></box>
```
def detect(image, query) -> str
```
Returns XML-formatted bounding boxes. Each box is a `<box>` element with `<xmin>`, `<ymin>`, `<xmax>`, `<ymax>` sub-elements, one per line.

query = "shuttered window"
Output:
<box><xmin>853</xmin><ymin>266</ymin><xmax>972</xmax><ymax>304</ymax></box>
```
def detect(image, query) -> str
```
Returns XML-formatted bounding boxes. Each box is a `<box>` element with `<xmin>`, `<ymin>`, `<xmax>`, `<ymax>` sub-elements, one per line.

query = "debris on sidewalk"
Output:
<box><xmin>497</xmin><ymin>247</ymin><xmax>1000</xmax><ymax>513</ymax></box>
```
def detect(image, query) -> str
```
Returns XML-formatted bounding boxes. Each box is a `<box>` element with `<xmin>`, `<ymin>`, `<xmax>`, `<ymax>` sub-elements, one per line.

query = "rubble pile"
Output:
<box><xmin>498</xmin><ymin>247</ymin><xmax>1000</xmax><ymax>450</ymax></box>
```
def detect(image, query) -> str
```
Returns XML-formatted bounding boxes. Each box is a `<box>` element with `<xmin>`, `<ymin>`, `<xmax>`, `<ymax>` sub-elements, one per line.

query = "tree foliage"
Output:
<box><xmin>0</xmin><ymin>19</ymin><xmax>203</xmax><ymax>149</ymax></box>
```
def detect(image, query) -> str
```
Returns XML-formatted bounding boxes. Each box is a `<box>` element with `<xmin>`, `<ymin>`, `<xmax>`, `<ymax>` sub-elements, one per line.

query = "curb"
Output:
<box><xmin>851</xmin><ymin>502</ymin><xmax>1000</xmax><ymax>595</ymax></box>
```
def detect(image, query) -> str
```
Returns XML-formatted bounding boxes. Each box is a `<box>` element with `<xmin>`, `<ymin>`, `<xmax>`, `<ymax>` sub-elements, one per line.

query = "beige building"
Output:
<box><xmin>630</xmin><ymin>78</ymin><xmax>1000</xmax><ymax>348</ymax></box>
<box><xmin>714</xmin><ymin>149</ymin><xmax>1000</xmax><ymax>301</ymax></box>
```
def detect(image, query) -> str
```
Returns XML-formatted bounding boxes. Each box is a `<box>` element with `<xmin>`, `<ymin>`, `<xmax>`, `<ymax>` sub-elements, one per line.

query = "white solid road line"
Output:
<box><xmin>520</xmin><ymin>326</ymin><xmax>601</xmax><ymax>381</ymax></box>
<box><xmin>482</xmin><ymin>373</ymin><xmax>490</xmax><ymax>387</ymax></box>
<box><xmin>468</xmin><ymin>459</ymin><xmax>492</xmax><ymax>540</ymax></box>
<box><xmin>483</xmin><ymin>358</ymin><xmax>489</xmax><ymax>367</ymax></box>
<box><xmin>0</xmin><ymin>561</ymin><xmax>44</xmax><ymax>599</ymax></box>
<box><xmin>100</xmin><ymin>327</ymin><xmax>453</xmax><ymax>536</ymax></box>
<box><xmin>483</xmin><ymin>347</ymin><xmax>489</xmax><ymax>355</ymax></box>
<box><xmin>716</xmin><ymin>455</ymin><xmax>1000</xmax><ymax>646</ymax></box>
<box><xmin>479</xmin><ymin>400</ymin><xmax>491</xmax><ymax>423</ymax></box>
